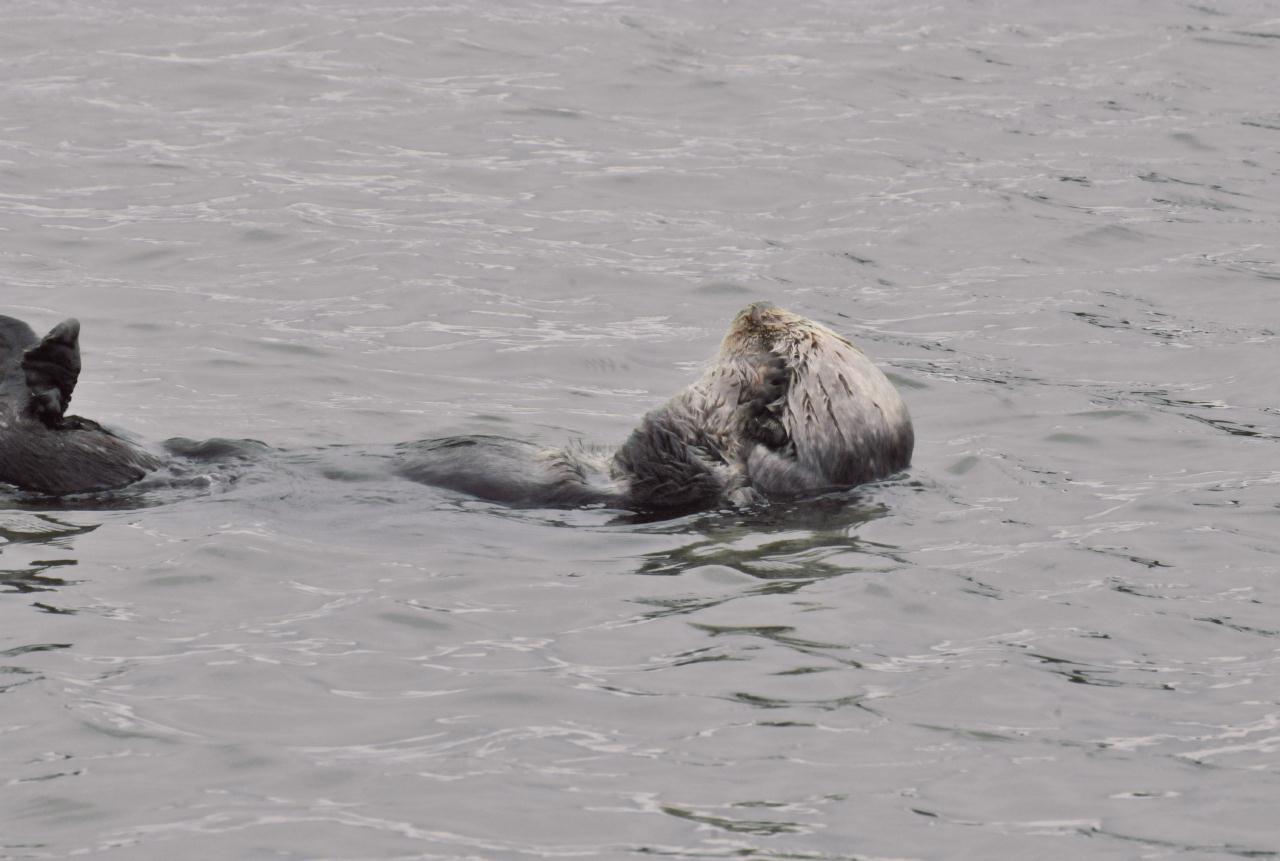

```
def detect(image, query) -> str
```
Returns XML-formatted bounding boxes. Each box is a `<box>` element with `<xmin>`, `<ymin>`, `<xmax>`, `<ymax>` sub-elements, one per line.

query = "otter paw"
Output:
<box><xmin>744</xmin><ymin>412</ymin><xmax>788</xmax><ymax>449</ymax></box>
<box><xmin>739</xmin><ymin>354</ymin><xmax>790</xmax><ymax>450</ymax></box>
<box><xmin>758</xmin><ymin>353</ymin><xmax>789</xmax><ymax>407</ymax></box>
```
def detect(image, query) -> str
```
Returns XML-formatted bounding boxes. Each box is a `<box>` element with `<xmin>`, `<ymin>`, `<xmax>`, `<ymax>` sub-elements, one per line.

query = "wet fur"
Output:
<box><xmin>0</xmin><ymin>315</ymin><xmax>159</xmax><ymax>494</ymax></box>
<box><xmin>396</xmin><ymin>303</ymin><xmax>914</xmax><ymax>512</ymax></box>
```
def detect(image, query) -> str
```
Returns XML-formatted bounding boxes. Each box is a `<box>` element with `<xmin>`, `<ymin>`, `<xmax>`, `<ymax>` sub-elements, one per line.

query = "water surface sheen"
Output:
<box><xmin>2</xmin><ymin>2</ymin><xmax>1279</xmax><ymax>858</ymax></box>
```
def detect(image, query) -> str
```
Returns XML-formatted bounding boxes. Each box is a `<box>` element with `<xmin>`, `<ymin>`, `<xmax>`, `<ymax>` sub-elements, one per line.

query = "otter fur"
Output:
<box><xmin>0</xmin><ymin>315</ymin><xmax>160</xmax><ymax>494</ymax></box>
<box><xmin>395</xmin><ymin>303</ymin><xmax>913</xmax><ymax>512</ymax></box>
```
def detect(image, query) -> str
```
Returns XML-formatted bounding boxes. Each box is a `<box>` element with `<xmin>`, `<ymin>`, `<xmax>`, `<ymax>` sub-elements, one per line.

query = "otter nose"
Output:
<box><xmin>745</xmin><ymin>301</ymin><xmax>776</xmax><ymax>323</ymax></box>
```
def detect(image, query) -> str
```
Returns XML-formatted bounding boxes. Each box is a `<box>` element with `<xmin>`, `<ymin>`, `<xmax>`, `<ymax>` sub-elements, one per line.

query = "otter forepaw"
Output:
<box><xmin>760</xmin><ymin>353</ymin><xmax>789</xmax><ymax>407</ymax></box>
<box><xmin>739</xmin><ymin>353</ymin><xmax>791</xmax><ymax>450</ymax></box>
<box><xmin>743</xmin><ymin>409</ymin><xmax>788</xmax><ymax>449</ymax></box>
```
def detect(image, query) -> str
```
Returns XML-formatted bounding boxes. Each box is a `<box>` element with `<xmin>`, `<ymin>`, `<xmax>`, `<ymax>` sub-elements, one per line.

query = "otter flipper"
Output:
<box><xmin>0</xmin><ymin>314</ymin><xmax>162</xmax><ymax>494</ymax></box>
<box><xmin>21</xmin><ymin>318</ymin><xmax>81</xmax><ymax>428</ymax></box>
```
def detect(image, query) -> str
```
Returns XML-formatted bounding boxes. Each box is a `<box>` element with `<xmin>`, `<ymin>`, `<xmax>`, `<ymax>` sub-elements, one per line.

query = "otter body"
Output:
<box><xmin>0</xmin><ymin>315</ymin><xmax>160</xmax><ymax>494</ymax></box>
<box><xmin>396</xmin><ymin>303</ymin><xmax>913</xmax><ymax>512</ymax></box>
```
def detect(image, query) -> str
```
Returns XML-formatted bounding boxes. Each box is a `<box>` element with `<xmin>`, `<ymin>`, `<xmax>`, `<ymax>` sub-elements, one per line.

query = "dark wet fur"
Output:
<box><xmin>0</xmin><ymin>315</ymin><xmax>160</xmax><ymax>495</ymax></box>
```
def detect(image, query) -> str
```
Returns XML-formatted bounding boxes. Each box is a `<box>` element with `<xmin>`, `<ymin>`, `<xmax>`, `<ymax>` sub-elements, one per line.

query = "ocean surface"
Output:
<box><xmin>2</xmin><ymin>1</ymin><xmax>1279</xmax><ymax>858</ymax></box>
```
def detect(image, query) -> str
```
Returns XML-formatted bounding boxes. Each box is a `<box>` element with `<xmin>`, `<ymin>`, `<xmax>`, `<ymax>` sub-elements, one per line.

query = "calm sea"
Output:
<box><xmin>2</xmin><ymin>1</ymin><xmax>1278</xmax><ymax>858</ymax></box>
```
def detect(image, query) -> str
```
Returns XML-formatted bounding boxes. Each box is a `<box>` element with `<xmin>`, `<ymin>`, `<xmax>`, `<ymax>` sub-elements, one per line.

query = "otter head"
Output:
<box><xmin>715</xmin><ymin>301</ymin><xmax>913</xmax><ymax>495</ymax></box>
<box><xmin>717</xmin><ymin>301</ymin><xmax>848</xmax><ymax>361</ymax></box>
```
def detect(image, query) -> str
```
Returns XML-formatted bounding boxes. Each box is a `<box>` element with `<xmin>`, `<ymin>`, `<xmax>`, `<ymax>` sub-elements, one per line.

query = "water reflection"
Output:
<box><xmin>0</xmin><ymin>513</ymin><xmax>97</xmax><ymax>545</ymax></box>
<box><xmin>1</xmin><ymin>558</ymin><xmax>81</xmax><ymax>596</ymax></box>
<box><xmin>0</xmin><ymin>643</ymin><xmax>71</xmax><ymax>695</ymax></box>
<box><xmin>627</xmin><ymin>491</ymin><xmax>904</xmax><ymax>579</ymax></box>
<box><xmin>0</xmin><ymin>513</ymin><xmax>96</xmax><ymax>597</ymax></box>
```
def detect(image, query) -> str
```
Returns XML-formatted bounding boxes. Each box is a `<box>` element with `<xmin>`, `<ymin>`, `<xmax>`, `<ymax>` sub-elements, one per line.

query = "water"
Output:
<box><xmin>2</xmin><ymin>1</ymin><xmax>1279</xmax><ymax>858</ymax></box>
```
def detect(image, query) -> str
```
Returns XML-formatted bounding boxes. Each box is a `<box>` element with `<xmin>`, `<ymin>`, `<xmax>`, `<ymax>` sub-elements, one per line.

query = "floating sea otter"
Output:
<box><xmin>395</xmin><ymin>302</ymin><xmax>914</xmax><ymax>512</ymax></box>
<box><xmin>0</xmin><ymin>304</ymin><xmax>913</xmax><ymax>510</ymax></box>
<box><xmin>0</xmin><ymin>315</ymin><xmax>160</xmax><ymax>495</ymax></box>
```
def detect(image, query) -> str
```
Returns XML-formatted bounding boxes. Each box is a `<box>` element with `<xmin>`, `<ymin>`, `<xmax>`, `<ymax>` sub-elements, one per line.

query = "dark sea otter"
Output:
<box><xmin>396</xmin><ymin>302</ymin><xmax>914</xmax><ymax>512</ymax></box>
<box><xmin>0</xmin><ymin>315</ymin><xmax>160</xmax><ymax>494</ymax></box>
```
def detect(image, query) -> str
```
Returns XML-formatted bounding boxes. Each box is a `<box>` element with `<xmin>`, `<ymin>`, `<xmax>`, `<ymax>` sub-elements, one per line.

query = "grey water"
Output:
<box><xmin>2</xmin><ymin>0</ymin><xmax>1279</xmax><ymax>858</ymax></box>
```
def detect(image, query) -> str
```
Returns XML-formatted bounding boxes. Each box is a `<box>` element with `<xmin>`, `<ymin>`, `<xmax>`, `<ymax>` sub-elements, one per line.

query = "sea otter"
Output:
<box><xmin>0</xmin><ymin>315</ymin><xmax>160</xmax><ymax>494</ymax></box>
<box><xmin>395</xmin><ymin>302</ymin><xmax>913</xmax><ymax>512</ymax></box>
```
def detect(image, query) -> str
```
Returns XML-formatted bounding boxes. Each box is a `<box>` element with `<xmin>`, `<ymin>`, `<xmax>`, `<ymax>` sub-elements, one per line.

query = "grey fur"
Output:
<box><xmin>396</xmin><ymin>303</ymin><xmax>914</xmax><ymax>512</ymax></box>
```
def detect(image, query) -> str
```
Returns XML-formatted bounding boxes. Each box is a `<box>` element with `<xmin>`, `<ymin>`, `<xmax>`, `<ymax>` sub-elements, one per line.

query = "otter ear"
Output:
<box><xmin>22</xmin><ymin>318</ymin><xmax>81</xmax><ymax>427</ymax></box>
